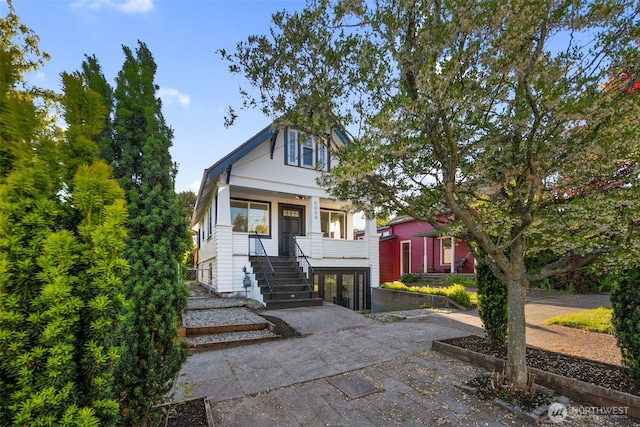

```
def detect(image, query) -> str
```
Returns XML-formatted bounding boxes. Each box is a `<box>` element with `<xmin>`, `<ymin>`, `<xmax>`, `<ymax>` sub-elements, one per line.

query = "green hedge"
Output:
<box><xmin>476</xmin><ymin>263</ymin><xmax>508</xmax><ymax>344</ymax></box>
<box><xmin>609</xmin><ymin>268</ymin><xmax>640</xmax><ymax>380</ymax></box>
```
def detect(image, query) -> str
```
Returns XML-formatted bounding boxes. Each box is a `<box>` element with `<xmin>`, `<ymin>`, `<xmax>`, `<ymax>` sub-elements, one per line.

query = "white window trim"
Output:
<box><xmin>440</xmin><ymin>237</ymin><xmax>454</xmax><ymax>267</ymax></box>
<box><xmin>400</xmin><ymin>240</ymin><xmax>411</xmax><ymax>275</ymax></box>
<box><xmin>320</xmin><ymin>209</ymin><xmax>346</xmax><ymax>239</ymax></box>
<box><xmin>287</xmin><ymin>130</ymin><xmax>298</xmax><ymax>165</ymax></box>
<box><xmin>286</xmin><ymin>130</ymin><xmax>329</xmax><ymax>171</ymax></box>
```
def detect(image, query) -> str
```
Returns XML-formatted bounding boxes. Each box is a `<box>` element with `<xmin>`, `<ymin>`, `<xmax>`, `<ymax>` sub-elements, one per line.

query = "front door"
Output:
<box><xmin>279</xmin><ymin>204</ymin><xmax>305</xmax><ymax>256</ymax></box>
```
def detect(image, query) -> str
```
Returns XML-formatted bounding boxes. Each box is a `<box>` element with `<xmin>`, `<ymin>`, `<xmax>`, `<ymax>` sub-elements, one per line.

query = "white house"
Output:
<box><xmin>192</xmin><ymin>124</ymin><xmax>379</xmax><ymax>310</ymax></box>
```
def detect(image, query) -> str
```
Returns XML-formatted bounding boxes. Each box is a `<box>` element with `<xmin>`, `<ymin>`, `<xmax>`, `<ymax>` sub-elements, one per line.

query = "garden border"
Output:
<box><xmin>432</xmin><ymin>338</ymin><xmax>640</xmax><ymax>420</ymax></box>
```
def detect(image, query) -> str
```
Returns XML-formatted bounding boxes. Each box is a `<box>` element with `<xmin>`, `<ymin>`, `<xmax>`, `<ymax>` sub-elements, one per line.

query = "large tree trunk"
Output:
<box><xmin>505</xmin><ymin>277</ymin><xmax>528</xmax><ymax>389</ymax></box>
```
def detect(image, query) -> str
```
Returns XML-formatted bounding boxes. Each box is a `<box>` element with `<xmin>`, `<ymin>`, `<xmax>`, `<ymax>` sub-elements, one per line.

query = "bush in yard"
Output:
<box><xmin>0</xmin><ymin>25</ymin><xmax>128</xmax><ymax>426</ymax></box>
<box><xmin>476</xmin><ymin>263</ymin><xmax>508</xmax><ymax>344</ymax></box>
<box><xmin>380</xmin><ymin>282</ymin><xmax>472</xmax><ymax>307</ymax></box>
<box><xmin>400</xmin><ymin>273</ymin><xmax>421</xmax><ymax>283</ymax></box>
<box><xmin>609</xmin><ymin>268</ymin><xmax>640</xmax><ymax>380</ymax></box>
<box><xmin>552</xmin><ymin>268</ymin><xmax>600</xmax><ymax>293</ymax></box>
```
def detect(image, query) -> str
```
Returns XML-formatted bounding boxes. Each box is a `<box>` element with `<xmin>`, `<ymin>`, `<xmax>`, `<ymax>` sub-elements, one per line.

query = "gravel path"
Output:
<box><xmin>187</xmin><ymin>297</ymin><xmax>245</xmax><ymax>310</ymax></box>
<box><xmin>183</xmin><ymin>307</ymin><xmax>266</xmax><ymax>327</ymax></box>
<box><xmin>186</xmin><ymin>329</ymin><xmax>278</xmax><ymax>345</ymax></box>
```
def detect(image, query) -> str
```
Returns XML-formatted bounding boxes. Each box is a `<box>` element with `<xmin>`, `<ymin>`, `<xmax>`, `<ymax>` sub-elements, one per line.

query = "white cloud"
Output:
<box><xmin>116</xmin><ymin>0</ymin><xmax>154</xmax><ymax>13</ymax></box>
<box><xmin>189</xmin><ymin>181</ymin><xmax>201</xmax><ymax>192</ymax></box>
<box><xmin>158</xmin><ymin>88</ymin><xmax>191</xmax><ymax>107</ymax></box>
<box><xmin>70</xmin><ymin>0</ymin><xmax>154</xmax><ymax>14</ymax></box>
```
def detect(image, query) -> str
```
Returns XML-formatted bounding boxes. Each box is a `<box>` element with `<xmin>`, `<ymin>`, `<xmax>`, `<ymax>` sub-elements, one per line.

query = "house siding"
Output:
<box><xmin>378</xmin><ymin>217</ymin><xmax>475</xmax><ymax>284</ymax></box>
<box><xmin>231</xmin><ymin>131</ymin><xmax>333</xmax><ymax>198</ymax></box>
<box><xmin>193</xmin><ymin>125</ymin><xmax>379</xmax><ymax>303</ymax></box>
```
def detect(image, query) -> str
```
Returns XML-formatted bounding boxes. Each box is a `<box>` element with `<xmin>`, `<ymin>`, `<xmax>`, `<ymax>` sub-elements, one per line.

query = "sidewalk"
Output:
<box><xmin>174</xmin><ymin>292</ymin><xmax>635</xmax><ymax>426</ymax></box>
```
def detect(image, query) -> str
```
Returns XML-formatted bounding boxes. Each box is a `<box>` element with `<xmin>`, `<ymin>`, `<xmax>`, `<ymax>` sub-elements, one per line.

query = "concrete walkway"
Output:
<box><xmin>174</xmin><ymin>292</ymin><xmax>636</xmax><ymax>426</ymax></box>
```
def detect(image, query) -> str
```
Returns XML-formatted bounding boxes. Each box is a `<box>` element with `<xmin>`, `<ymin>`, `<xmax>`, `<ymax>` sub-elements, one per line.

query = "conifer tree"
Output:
<box><xmin>109</xmin><ymin>41</ymin><xmax>191</xmax><ymax>425</ymax></box>
<box><xmin>79</xmin><ymin>54</ymin><xmax>116</xmax><ymax>166</ymax></box>
<box><xmin>0</xmin><ymin>5</ymin><xmax>128</xmax><ymax>424</ymax></box>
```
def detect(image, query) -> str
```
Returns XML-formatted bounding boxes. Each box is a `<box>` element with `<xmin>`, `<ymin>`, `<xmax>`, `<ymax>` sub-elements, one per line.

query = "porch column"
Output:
<box><xmin>423</xmin><ymin>237</ymin><xmax>428</xmax><ymax>273</ymax></box>
<box><xmin>308</xmin><ymin>196</ymin><xmax>323</xmax><ymax>259</ymax></box>
<box><xmin>450</xmin><ymin>236</ymin><xmax>455</xmax><ymax>274</ymax></box>
<box><xmin>215</xmin><ymin>184</ymin><xmax>233</xmax><ymax>293</ymax></box>
<box><xmin>365</xmin><ymin>217</ymin><xmax>380</xmax><ymax>288</ymax></box>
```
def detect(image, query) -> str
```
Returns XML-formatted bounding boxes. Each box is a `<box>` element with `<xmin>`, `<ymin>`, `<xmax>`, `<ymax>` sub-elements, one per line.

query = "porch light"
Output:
<box><xmin>295</xmin><ymin>195</ymin><xmax>306</xmax><ymax>200</ymax></box>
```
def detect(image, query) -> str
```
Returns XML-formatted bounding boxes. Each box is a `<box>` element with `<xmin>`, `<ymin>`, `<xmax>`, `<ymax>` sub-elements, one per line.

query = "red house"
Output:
<box><xmin>359</xmin><ymin>216</ymin><xmax>475</xmax><ymax>284</ymax></box>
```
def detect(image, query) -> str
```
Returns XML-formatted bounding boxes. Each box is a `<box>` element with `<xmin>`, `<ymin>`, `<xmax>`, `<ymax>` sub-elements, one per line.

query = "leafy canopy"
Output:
<box><xmin>223</xmin><ymin>0</ymin><xmax>640</xmax><ymax>279</ymax></box>
<box><xmin>222</xmin><ymin>0</ymin><xmax>640</xmax><ymax>389</ymax></box>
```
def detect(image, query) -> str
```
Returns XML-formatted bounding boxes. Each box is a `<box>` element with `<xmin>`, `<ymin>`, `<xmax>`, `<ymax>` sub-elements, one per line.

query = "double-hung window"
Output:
<box><xmin>287</xmin><ymin>131</ymin><xmax>297</xmax><ymax>165</ymax></box>
<box><xmin>320</xmin><ymin>210</ymin><xmax>346</xmax><ymax>239</ymax></box>
<box><xmin>302</xmin><ymin>137</ymin><xmax>314</xmax><ymax>166</ymax></box>
<box><xmin>231</xmin><ymin>200</ymin><xmax>270</xmax><ymax>235</ymax></box>
<box><xmin>317</xmin><ymin>143</ymin><xmax>326</xmax><ymax>169</ymax></box>
<box><xmin>286</xmin><ymin>129</ymin><xmax>329</xmax><ymax>171</ymax></box>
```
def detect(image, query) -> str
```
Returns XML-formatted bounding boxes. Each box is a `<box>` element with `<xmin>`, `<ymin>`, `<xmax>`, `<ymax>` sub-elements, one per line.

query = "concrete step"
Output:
<box><xmin>185</xmin><ymin>329</ymin><xmax>281</xmax><ymax>352</ymax></box>
<box><xmin>265</xmin><ymin>298</ymin><xmax>324</xmax><ymax>310</ymax></box>
<box><xmin>263</xmin><ymin>290</ymin><xmax>319</xmax><ymax>301</ymax></box>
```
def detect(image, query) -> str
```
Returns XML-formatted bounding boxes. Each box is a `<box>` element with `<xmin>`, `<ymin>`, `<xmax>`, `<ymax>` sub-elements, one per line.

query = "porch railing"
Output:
<box><xmin>289</xmin><ymin>235</ymin><xmax>314</xmax><ymax>292</ymax></box>
<box><xmin>248</xmin><ymin>233</ymin><xmax>274</xmax><ymax>293</ymax></box>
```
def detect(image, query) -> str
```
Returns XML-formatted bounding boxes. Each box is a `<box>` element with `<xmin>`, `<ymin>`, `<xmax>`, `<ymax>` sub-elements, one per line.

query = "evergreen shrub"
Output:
<box><xmin>609</xmin><ymin>268</ymin><xmax>640</xmax><ymax>380</ymax></box>
<box><xmin>476</xmin><ymin>263</ymin><xmax>508</xmax><ymax>344</ymax></box>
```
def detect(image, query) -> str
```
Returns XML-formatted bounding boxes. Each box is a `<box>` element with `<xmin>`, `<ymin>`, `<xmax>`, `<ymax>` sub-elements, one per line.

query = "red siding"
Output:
<box><xmin>379</xmin><ymin>238</ymin><xmax>398</xmax><ymax>283</ymax></box>
<box><xmin>377</xmin><ymin>218</ymin><xmax>475</xmax><ymax>284</ymax></box>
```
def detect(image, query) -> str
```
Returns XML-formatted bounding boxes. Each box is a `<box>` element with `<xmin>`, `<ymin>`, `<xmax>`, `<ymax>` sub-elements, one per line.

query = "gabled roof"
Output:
<box><xmin>192</xmin><ymin>125</ymin><xmax>273</xmax><ymax>225</ymax></box>
<box><xmin>192</xmin><ymin>123</ymin><xmax>350</xmax><ymax>226</ymax></box>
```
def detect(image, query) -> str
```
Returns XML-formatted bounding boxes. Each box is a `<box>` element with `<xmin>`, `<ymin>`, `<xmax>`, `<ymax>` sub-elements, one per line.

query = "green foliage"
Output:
<box><xmin>476</xmin><ymin>264</ymin><xmax>508</xmax><ymax>344</ymax></box>
<box><xmin>223</xmin><ymin>0</ymin><xmax>640</xmax><ymax>388</ymax></box>
<box><xmin>380</xmin><ymin>282</ymin><xmax>472</xmax><ymax>308</ymax></box>
<box><xmin>609</xmin><ymin>268</ymin><xmax>640</xmax><ymax>380</ymax></box>
<box><xmin>553</xmin><ymin>269</ymin><xmax>600</xmax><ymax>294</ymax></box>
<box><xmin>544</xmin><ymin>308</ymin><xmax>613</xmax><ymax>334</ymax></box>
<box><xmin>105</xmin><ymin>41</ymin><xmax>192</xmax><ymax>425</ymax></box>
<box><xmin>442</xmin><ymin>274</ymin><xmax>476</xmax><ymax>288</ymax></box>
<box><xmin>399</xmin><ymin>273</ymin><xmax>420</xmax><ymax>283</ymax></box>
<box><xmin>176</xmin><ymin>190</ymin><xmax>197</xmax><ymax>221</ymax></box>
<box><xmin>0</xmin><ymin>40</ymin><xmax>127</xmax><ymax>426</ymax></box>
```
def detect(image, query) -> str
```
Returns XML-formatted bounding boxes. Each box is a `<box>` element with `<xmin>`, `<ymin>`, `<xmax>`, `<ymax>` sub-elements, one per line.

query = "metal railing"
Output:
<box><xmin>289</xmin><ymin>235</ymin><xmax>314</xmax><ymax>292</ymax></box>
<box><xmin>248</xmin><ymin>233</ymin><xmax>274</xmax><ymax>293</ymax></box>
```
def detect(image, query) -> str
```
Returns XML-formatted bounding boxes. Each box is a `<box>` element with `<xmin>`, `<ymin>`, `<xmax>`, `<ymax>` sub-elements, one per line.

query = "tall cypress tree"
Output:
<box><xmin>79</xmin><ymin>54</ymin><xmax>116</xmax><ymax>166</ymax></box>
<box><xmin>110</xmin><ymin>41</ymin><xmax>190</xmax><ymax>426</ymax></box>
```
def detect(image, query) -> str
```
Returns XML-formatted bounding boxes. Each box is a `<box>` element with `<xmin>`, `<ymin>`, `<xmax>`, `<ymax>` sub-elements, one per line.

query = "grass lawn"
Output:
<box><xmin>544</xmin><ymin>307</ymin><xmax>613</xmax><ymax>334</ymax></box>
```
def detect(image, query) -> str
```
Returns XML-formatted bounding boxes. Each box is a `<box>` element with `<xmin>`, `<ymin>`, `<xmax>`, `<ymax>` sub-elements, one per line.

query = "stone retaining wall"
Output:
<box><xmin>371</xmin><ymin>287</ymin><xmax>467</xmax><ymax>313</ymax></box>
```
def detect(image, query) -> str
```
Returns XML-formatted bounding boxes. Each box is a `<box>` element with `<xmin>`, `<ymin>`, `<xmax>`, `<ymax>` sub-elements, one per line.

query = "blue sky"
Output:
<box><xmin>7</xmin><ymin>0</ymin><xmax>306</xmax><ymax>194</ymax></box>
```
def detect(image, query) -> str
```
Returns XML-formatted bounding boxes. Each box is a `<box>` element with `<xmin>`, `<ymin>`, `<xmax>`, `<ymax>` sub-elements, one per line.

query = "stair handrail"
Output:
<box><xmin>289</xmin><ymin>235</ymin><xmax>314</xmax><ymax>292</ymax></box>
<box><xmin>249</xmin><ymin>233</ymin><xmax>274</xmax><ymax>293</ymax></box>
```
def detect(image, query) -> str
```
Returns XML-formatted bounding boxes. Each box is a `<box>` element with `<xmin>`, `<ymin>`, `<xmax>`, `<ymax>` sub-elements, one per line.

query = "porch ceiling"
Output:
<box><xmin>230</xmin><ymin>186</ymin><xmax>310</xmax><ymax>202</ymax></box>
